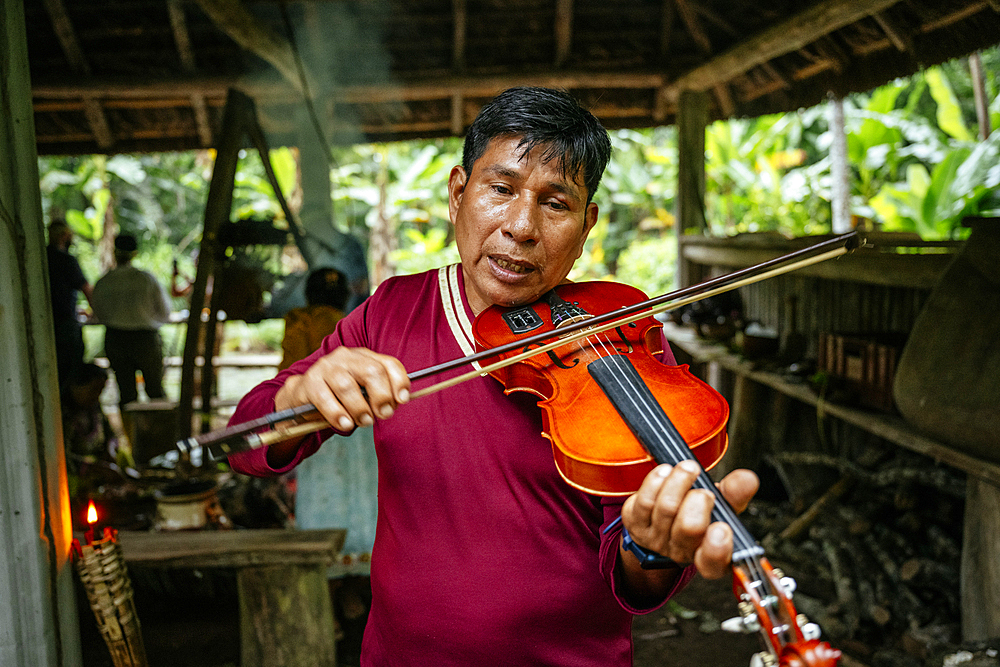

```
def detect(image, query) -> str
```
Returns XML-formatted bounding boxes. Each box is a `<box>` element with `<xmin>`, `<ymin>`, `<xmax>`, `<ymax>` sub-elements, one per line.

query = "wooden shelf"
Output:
<box><xmin>663</xmin><ymin>323</ymin><xmax>1000</xmax><ymax>486</ymax></box>
<box><xmin>680</xmin><ymin>234</ymin><xmax>959</xmax><ymax>289</ymax></box>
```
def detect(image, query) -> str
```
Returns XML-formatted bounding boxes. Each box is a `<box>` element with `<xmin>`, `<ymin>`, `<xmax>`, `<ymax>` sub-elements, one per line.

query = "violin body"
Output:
<box><xmin>473</xmin><ymin>281</ymin><xmax>729</xmax><ymax>496</ymax></box>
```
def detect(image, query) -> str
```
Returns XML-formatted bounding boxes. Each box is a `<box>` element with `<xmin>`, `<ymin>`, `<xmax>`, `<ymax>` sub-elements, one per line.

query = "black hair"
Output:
<box><xmin>305</xmin><ymin>268</ymin><xmax>350</xmax><ymax>310</ymax></box>
<box><xmin>462</xmin><ymin>87</ymin><xmax>612</xmax><ymax>204</ymax></box>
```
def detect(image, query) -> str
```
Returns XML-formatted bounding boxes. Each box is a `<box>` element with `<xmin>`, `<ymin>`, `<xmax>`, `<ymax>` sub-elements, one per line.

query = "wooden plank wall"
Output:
<box><xmin>730</xmin><ymin>273</ymin><xmax>932</xmax><ymax>356</ymax></box>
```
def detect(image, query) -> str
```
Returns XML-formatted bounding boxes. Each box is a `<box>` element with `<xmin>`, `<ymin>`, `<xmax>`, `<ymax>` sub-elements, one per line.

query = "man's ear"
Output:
<box><xmin>574</xmin><ymin>202</ymin><xmax>599</xmax><ymax>258</ymax></box>
<box><xmin>447</xmin><ymin>166</ymin><xmax>467</xmax><ymax>225</ymax></box>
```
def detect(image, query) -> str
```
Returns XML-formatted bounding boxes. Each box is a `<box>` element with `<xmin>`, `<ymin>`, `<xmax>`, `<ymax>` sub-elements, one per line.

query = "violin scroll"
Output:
<box><xmin>728</xmin><ymin>558</ymin><xmax>841</xmax><ymax>667</ymax></box>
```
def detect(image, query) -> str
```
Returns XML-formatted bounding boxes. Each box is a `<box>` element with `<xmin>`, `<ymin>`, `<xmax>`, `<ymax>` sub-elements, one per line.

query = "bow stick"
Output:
<box><xmin>166</xmin><ymin>231</ymin><xmax>859</xmax><ymax>462</ymax></box>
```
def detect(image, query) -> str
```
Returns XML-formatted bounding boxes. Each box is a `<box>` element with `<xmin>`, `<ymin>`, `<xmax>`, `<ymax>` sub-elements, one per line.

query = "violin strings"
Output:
<box><xmin>583</xmin><ymin>330</ymin><xmax>787</xmax><ymax>632</ymax></box>
<box><xmin>576</xmin><ymin>328</ymin><xmax>773</xmax><ymax>589</ymax></box>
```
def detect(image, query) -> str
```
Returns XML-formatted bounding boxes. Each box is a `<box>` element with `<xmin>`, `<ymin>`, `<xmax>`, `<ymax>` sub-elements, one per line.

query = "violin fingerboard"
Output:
<box><xmin>588</xmin><ymin>354</ymin><xmax>760</xmax><ymax>557</ymax></box>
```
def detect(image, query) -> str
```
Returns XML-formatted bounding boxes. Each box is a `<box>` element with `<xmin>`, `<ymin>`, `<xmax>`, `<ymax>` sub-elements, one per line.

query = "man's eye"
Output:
<box><xmin>493</xmin><ymin>184</ymin><xmax>512</xmax><ymax>195</ymax></box>
<box><xmin>547</xmin><ymin>200</ymin><xmax>568</xmax><ymax>210</ymax></box>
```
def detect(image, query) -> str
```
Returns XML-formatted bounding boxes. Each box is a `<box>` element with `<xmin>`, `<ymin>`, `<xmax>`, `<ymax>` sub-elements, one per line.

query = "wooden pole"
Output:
<box><xmin>969</xmin><ymin>52</ymin><xmax>992</xmax><ymax>141</ymax></box>
<box><xmin>828</xmin><ymin>93</ymin><xmax>851</xmax><ymax>233</ymax></box>
<box><xmin>676</xmin><ymin>89</ymin><xmax>710</xmax><ymax>289</ymax></box>
<box><xmin>178</xmin><ymin>89</ymin><xmax>253</xmax><ymax>438</ymax></box>
<box><xmin>961</xmin><ymin>478</ymin><xmax>1000</xmax><ymax>640</ymax></box>
<box><xmin>0</xmin><ymin>0</ymin><xmax>83</xmax><ymax>663</ymax></box>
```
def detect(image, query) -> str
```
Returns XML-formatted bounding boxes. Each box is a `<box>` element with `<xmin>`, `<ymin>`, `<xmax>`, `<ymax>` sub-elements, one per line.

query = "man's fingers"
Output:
<box><xmin>279</xmin><ymin>347</ymin><xmax>411</xmax><ymax>431</ymax></box>
<box><xmin>716</xmin><ymin>469</ymin><xmax>759</xmax><ymax>514</ymax></box>
<box><xmin>692</xmin><ymin>523</ymin><xmax>734</xmax><ymax>579</ymax></box>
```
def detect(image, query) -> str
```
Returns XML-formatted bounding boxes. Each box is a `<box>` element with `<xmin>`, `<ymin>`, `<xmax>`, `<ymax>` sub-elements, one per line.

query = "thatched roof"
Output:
<box><xmin>26</xmin><ymin>0</ymin><xmax>1000</xmax><ymax>156</ymax></box>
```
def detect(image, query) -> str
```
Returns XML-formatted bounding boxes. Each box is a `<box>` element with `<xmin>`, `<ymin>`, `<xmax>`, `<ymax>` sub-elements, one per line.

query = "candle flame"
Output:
<box><xmin>86</xmin><ymin>501</ymin><xmax>98</xmax><ymax>525</ymax></box>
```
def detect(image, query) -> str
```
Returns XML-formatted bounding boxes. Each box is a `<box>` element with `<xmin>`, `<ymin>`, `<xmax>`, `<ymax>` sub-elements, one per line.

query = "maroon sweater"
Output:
<box><xmin>229</xmin><ymin>266</ymin><xmax>693</xmax><ymax>666</ymax></box>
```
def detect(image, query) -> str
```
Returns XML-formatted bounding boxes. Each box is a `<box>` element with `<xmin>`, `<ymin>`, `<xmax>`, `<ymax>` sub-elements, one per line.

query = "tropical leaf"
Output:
<box><xmin>925</xmin><ymin>68</ymin><xmax>974</xmax><ymax>142</ymax></box>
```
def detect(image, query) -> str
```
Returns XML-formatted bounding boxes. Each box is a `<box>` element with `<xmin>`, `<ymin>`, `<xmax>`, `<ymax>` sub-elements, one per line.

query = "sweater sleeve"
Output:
<box><xmin>227</xmin><ymin>299</ymin><xmax>372</xmax><ymax>477</ymax></box>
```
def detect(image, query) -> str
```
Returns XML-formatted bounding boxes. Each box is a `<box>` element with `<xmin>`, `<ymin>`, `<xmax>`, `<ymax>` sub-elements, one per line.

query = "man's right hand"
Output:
<box><xmin>275</xmin><ymin>347</ymin><xmax>411</xmax><ymax>432</ymax></box>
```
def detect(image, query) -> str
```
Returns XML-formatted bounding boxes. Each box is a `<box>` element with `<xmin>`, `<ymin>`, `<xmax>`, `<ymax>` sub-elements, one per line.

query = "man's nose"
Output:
<box><xmin>501</xmin><ymin>197</ymin><xmax>541</xmax><ymax>243</ymax></box>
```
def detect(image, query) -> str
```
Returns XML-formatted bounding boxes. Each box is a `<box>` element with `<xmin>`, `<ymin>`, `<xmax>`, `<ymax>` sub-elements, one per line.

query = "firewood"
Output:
<box><xmin>777</xmin><ymin>474</ymin><xmax>854</xmax><ymax>541</ymax></box>
<box><xmin>773</xmin><ymin>451</ymin><xmax>966</xmax><ymax>497</ymax></box>
<box><xmin>821</xmin><ymin>537</ymin><xmax>860</xmax><ymax>637</ymax></box>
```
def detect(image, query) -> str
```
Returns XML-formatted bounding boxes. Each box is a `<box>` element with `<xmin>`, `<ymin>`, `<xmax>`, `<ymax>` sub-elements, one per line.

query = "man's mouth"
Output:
<box><xmin>492</xmin><ymin>256</ymin><xmax>535</xmax><ymax>275</ymax></box>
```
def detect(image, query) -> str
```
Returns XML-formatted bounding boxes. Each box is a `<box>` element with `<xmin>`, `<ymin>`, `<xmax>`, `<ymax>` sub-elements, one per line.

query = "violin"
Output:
<box><xmin>473</xmin><ymin>281</ymin><xmax>729</xmax><ymax>495</ymax></box>
<box><xmin>474</xmin><ymin>281</ymin><xmax>841</xmax><ymax>667</ymax></box>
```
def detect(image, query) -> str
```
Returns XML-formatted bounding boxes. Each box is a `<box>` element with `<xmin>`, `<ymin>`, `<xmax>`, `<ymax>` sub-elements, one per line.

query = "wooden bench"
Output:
<box><xmin>118</xmin><ymin>529</ymin><xmax>345</xmax><ymax>667</ymax></box>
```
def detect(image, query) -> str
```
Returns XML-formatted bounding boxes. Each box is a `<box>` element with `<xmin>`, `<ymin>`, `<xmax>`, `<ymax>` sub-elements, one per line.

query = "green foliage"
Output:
<box><xmin>36</xmin><ymin>46</ymin><xmax>1000</xmax><ymax>304</ymax></box>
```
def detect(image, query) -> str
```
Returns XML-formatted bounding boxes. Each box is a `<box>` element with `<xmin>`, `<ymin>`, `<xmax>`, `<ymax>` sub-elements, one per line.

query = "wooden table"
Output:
<box><xmin>119</xmin><ymin>529</ymin><xmax>345</xmax><ymax>667</ymax></box>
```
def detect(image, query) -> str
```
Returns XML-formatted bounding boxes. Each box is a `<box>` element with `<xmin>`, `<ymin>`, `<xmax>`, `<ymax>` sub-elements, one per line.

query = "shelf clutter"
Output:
<box><xmin>662</xmin><ymin>322</ymin><xmax>1000</xmax><ymax>487</ymax></box>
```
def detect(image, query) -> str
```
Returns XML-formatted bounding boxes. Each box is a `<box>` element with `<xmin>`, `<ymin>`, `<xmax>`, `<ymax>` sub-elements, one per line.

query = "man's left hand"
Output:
<box><xmin>621</xmin><ymin>461</ymin><xmax>759</xmax><ymax>580</ymax></box>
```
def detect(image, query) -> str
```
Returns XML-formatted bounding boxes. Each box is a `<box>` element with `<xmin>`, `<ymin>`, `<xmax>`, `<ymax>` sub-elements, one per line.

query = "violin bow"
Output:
<box><xmin>161</xmin><ymin>231</ymin><xmax>859</xmax><ymax>463</ymax></box>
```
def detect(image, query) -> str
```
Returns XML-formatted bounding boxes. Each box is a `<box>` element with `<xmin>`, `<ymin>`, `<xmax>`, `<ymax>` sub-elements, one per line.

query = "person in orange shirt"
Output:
<box><xmin>278</xmin><ymin>267</ymin><xmax>350</xmax><ymax>371</ymax></box>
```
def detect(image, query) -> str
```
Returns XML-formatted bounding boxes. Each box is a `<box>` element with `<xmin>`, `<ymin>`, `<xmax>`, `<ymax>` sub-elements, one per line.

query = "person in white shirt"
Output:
<box><xmin>91</xmin><ymin>234</ymin><xmax>172</xmax><ymax>412</ymax></box>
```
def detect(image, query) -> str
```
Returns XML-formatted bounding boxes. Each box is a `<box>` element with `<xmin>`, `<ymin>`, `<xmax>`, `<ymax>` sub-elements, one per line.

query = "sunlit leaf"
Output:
<box><xmin>925</xmin><ymin>68</ymin><xmax>974</xmax><ymax>142</ymax></box>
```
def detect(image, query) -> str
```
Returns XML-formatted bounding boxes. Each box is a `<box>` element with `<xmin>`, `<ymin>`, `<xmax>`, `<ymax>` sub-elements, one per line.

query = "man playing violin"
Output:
<box><xmin>229</xmin><ymin>86</ymin><xmax>758</xmax><ymax>666</ymax></box>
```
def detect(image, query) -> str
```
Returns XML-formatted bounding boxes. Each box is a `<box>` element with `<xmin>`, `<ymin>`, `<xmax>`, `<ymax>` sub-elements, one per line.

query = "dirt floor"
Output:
<box><xmin>78</xmin><ymin>570</ymin><xmax>761</xmax><ymax>667</ymax></box>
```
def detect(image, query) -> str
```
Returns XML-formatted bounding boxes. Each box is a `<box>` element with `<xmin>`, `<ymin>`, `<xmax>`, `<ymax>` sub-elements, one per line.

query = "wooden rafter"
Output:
<box><xmin>554</xmin><ymin>0</ymin><xmax>573</xmax><ymax>67</ymax></box>
<box><xmin>168</xmin><ymin>0</ymin><xmax>213</xmax><ymax>146</ymax></box>
<box><xmin>453</xmin><ymin>0</ymin><xmax>467</xmax><ymax>70</ymax></box>
<box><xmin>660</xmin><ymin>0</ymin><xmax>675</xmax><ymax>60</ymax></box>
<box><xmin>849</xmin><ymin>2</ymin><xmax>993</xmax><ymax>56</ymax></box>
<box><xmin>674</xmin><ymin>0</ymin><xmax>712</xmax><ymax>54</ymax></box>
<box><xmin>82</xmin><ymin>98</ymin><xmax>114</xmax><ymax>148</ymax></box>
<box><xmin>41</xmin><ymin>0</ymin><xmax>89</xmax><ymax>74</ymax></box>
<box><xmin>32</xmin><ymin>71</ymin><xmax>669</xmax><ymax>103</ymax></box>
<box><xmin>872</xmin><ymin>11</ymin><xmax>913</xmax><ymax>52</ymax></box>
<box><xmin>194</xmin><ymin>0</ymin><xmax>309</xmax><ymax>96</ymax></box>
<box><xmin>673</xmin><ymin>0</ymin><xmax>902</xmax><ymax>92</ymax></box>
<box><xmin>450</xmin><ymin>91</ymin><xmax>464</xmax><ymax>136</ymax></box>
<box><xmin>41</xmin><ymin>0</ymin><xmax>115</xmax><ymax>149</ymax></box>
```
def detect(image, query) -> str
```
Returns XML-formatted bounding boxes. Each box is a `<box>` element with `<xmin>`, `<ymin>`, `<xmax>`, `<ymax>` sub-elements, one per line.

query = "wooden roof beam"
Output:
<box><xmin>920</xmin><ymin>1</ymin><xmax>993</xmax><ymax>33</ymax></box>
<box><xmin>451</xmin><ymin>91</ymin><xmax>464</xmax><ymax>136</ymax></box>
<box><xmin>659</xmin><ymin>0</ymin><xmax>675</xmax><ymax>60</ymax></box>
<box><xmin>167</xmin><ymin>0</ymin><xmax>213</xmax><ymax>146</ymax></box>
<box><xmin>41</xmin><ymin>0</ymin><xmax>89</xmax><ymax>74</ymax></box>
<box><xmin>41</xmin><ymin>0</ymin><xmax>114</xmax><ymax>149</ymax></box>
<box><xmin>194</xmin><ymin>0</ymin><xmax>310</xmax><ymax>96</ymax></box>
<box><xmin>82</xmin><ymin>98</ymin><xmax>114</xmax><ymax>148</ymax></box>
<box><xmin>33</xmin><ymin>71</ymin><xmax>669</xmax><ymax>103</ymax></box>
<box><xmin>674</xmin><ymin>0</ymin><xmax>712</xmax><ymax>54</ymax></box>
<box><xmin>555</xmin><ymin>0</ymin><xmax>573</xmax><ymax>67</ymax></box>
<box><xmin>674</xmin><ymin>0</ymin><xmax>902</xmax><ymax>92</ymax></box>
<box><xmin>453</xmin><ymin>0</ymin><xmax>467</xmax><ymax>70</ymax></box>
<box><xmin>872</xmin><ymin>11</ymin><xmax>913</xmax><ymax>52</ymax></box>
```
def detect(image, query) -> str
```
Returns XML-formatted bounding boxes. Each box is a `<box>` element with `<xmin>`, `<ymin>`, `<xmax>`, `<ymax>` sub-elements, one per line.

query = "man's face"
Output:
<box><xmin>448</xmin><ymin>135</ymin><xmax>598</xmax><ymax>316</ymax></box>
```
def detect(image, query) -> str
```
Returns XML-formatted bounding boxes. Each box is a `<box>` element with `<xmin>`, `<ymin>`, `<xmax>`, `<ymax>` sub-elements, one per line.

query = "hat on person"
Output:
<box><xmin>114</xmin><ymin>234</ymin><xmax>138</xmax><ymax>252</ymax></box>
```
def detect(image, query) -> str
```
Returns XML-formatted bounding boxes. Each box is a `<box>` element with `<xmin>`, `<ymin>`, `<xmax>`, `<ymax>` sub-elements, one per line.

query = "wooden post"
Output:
<box><xmin>828</xmin><ymin>93</ymin><xmax>851</xmax><ymax>233</ymax></box>
<box><xmin>238</xmin><ymin>565</ymin><xmax>338</xmax><ymax>667</ymax></box>
<box><xmin>0</xmin><ymin>0</ymin><xmax>83</xmax><ymax>664</ymax></box>
<box><xmin>961</xmin><ymin>478</ymin><xmax>1000</xmax><ymax>640</ymax></box>
<box><xmin>177</xmin><ymin>89</ymin><xmax>252</xmax><ymax>438</ymax></box>
<box><xmin>969</xmin><ymin>52</ymin><xmax>992</xmax><ymax>141</ymax></box>
<box><xmin>675</xmin><ymin>89</ymin><xmax>709</xmax><ymax>289</ymax></box>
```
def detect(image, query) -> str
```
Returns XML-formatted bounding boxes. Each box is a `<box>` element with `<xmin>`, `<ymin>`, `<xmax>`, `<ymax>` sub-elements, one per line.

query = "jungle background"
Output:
<box><xmin>40</xmin><ymin>47</ymin><xmax>1000</xmax><ymax>361</ymax></box>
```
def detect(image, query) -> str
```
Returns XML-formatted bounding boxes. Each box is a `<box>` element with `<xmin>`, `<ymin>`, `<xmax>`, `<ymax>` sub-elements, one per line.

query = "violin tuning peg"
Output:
<box><xmin>750</xmin><ymin>651</ymin><xmax>777</xmax><ymax>667</ymax></box>
<box><xmin>779</xmin><ymin>575</ymin><xmax>797</xmax><ymax>596</ymax></box>
<box><xmin>722</xmin><ymin>614</ymin><xmax>760</xmax><ymax>634</ymax></box>
<box><xmin>796</xmin><ymin>613</ymin><xmax>822</xmax><ymax>641</ymax></box>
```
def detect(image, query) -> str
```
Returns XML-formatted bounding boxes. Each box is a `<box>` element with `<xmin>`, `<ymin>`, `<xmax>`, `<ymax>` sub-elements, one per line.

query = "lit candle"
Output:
<box><xmin>84</xmin><ymin>500</ymin><xmax>98</xmax><ymax>544</ymax></box>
